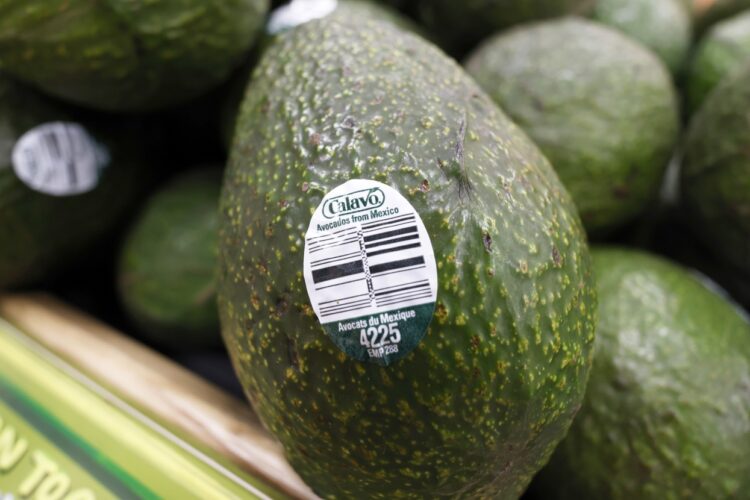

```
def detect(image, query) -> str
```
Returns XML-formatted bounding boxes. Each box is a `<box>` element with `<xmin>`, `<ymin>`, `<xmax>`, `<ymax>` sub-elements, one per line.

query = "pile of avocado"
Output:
<box><xmin>1</xmin><ymin>0</ymin><xmax>750</xmax><ymax>497</ymax></box>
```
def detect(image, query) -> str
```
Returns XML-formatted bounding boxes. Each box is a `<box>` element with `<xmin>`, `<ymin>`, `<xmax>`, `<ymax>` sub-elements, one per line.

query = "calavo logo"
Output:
<box><xmin>323</xmin><ymin>187</ymin><xmax>385</xmax><ymax>219</ymax></box>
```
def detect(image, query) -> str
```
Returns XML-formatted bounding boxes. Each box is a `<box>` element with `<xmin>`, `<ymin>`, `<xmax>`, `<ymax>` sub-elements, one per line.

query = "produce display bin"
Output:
<box><xmin>0</xmin><ymin>294</ymin><xmax>315</xmax><ymax>500</ymax></box>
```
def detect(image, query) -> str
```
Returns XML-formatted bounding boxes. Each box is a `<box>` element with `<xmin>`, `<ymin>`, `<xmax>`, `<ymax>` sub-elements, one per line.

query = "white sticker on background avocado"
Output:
<box><xmin>303</xmin><ymin>179</ymin><xmax>438</xmax><ymax>366</ymax></box>
<box><xmin>267</xmin><ymin>0</ymin><xmax>338</xmax><ymax>35</ymax></box>
<box><xmin>11</xmin><ymin>122</ymin><xmax>110</xmax><ymax>197</ymax></box>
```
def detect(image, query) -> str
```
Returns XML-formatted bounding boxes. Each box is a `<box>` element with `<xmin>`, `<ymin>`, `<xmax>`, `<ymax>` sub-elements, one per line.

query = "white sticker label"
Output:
<box><xmin>303</xmin><ymin>179</ymin><xmax>438</xmax><ymax>365</ymax></box>
<box><xmin>11</xmin><ymin>122</ymin><xmax>110</xmax><ymax>197</ymax></box>
<box><xmin>267</xmin><ymin>0</ymin><xmax>338</xmax><ymax>35</ymax></box>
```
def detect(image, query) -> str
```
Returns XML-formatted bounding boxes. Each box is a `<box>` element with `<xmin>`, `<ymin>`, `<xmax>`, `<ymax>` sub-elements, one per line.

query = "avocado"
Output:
<box><xmin>593</xmin><ymin>0</ymin><xmax>692</xmax><ymax>74</ymax></box>
<box><xmin>531</xmin><ymin>247</ymin><xmax>750</xmax><ymax>499</ymax></box>
<box><xmin>0</xmin><ymin>76</ymin><xmax>146</xmax><ymax>288</ymax></box>
<box><xmin>465</xmin><ymin>18</ymin><xmax>680</xmax><ymax>236</ymax></box>
<box><xmin>681</xmin><ymin>62</ymin><xmax>750</xmax><ymax>276</ymax></box>
<box><xmin>219</xmin><ymin>14</ymin><xmax>597</xmax><ymax>498</ymax></box>
<box><xmin>221</xmin><ymin>0</ymin><xmax>425</xmax><ymax>150</ymax></box>
<box><xmin>416</xmin><ymin>0</ymin><xmax>595</xmax><ymax>54</ymax></box>
<box><xmin>118</xmin><ymin>169</ymin><xmax>221</xmax><ymax>349</ymax></box>
<box><xmin>688</xmin><ymin>10</ymin><xmax>750</xmax><ymax>113</ymax></box>
<box><xmin>0</xmin><ymin>0</ymin><xmax>269</xmax><ymax>112</ymax></box>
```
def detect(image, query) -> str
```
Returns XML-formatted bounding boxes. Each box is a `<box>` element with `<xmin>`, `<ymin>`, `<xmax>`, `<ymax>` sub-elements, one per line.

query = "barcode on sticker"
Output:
<box><xmin>303</xmin><ymin>179</ymin><xmax>438</xmax><ymax>364</ymax></box>
<box><xmin>308</xmin><ymin>213</ymin><xmax>433</xmax><ymax>319</ymax></box>
<box><xmin>11</xmin><ymin>122</ymin><xmax>109</xmax><ymax>197</ymax></box>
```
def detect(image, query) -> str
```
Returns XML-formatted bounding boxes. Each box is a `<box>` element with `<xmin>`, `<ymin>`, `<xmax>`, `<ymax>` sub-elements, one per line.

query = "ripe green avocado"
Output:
<box><xmin>0</xmin><ymin>76</ymin><xmax>146</xmax><ymax>289</ymax></box>
<box><xmin>0</xmin><ymin>0</ymin><xmax>269</xmax><ymax>112</ymax></box>
<box><xmin>119</xmin><ymin>169</ymin><xmax>221</xmax><ymax>349</ymax></box>
<box><xmin>593</xmin><ymin>0</ymin><xmax>692</xmax><ymax>74</ymax></box>
<box><xmin>416</xmin><ymin>0</ymin><xmax>595</xmax><ymax>54</ymax></box>
<box><xmin>682</xmin><ymin>62</ymin><xmax>750</xmax><ymax>276</ymax></box>
<box><xmin>465</xmin><ymin>18</ymin><xmax>679</xmax><ymax>236</ymax></box>
<box><xmin>531</xmin><ymin>248</ymin><xmax>750</xmax><ymax>499</ymax></box>
<box><xmin>221</xmin><ymin>0</ymin><xmax>423</xmax><ymax>150</ymax></box>
<box><xmin>219</xmin><ymin>14</ymin><xmax>597</xmax><ymax>499</ymax></box>
<box><xmin>688</xmin><ymin>10</ymin><xmax>750</xmax><ymax>113</ymax></box>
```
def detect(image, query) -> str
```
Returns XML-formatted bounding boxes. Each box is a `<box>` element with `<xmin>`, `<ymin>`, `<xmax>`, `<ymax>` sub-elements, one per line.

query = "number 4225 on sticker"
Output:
<box><xmin>360</xmin><ymin>322</ymin><xmax>401</xmax><ymax>358</ymax></box>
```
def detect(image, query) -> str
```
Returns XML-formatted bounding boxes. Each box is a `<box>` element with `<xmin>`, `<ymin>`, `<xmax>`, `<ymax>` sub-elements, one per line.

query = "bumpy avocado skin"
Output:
<box><xmin>465</xmin><ymin>18</ymin><xmax>679</xmax><ymax>236</ymax></box>
<box><xmin>220</xmin><ymin>16</ymin><xmax>597</xmax><ymax>499</ymax></box>
<box><xmin>593</xmin><ymin>0</ymin><xmax>692</xmax><ymax>74</ymax></box>
<box><xmin>0</xmin><ymin>77</ymin><xmax>145</xmax><ymax>289</ymax></box>
<box><xmin>417</xmin><ymin>0</ymin><xmax>594</xmax><ymax>54</ymax></box>
<box><xmin>682</xmin><ymin>62</ymin><xmax>750</xmax><ymax>275</ymax></box>
<box><xmin>688</xmin><ymin>10</ymin><xmax>750</xmax><ymax>113</ymax></box>
<box><xmin>532</xmin><ymin>248</ymin><xmax>750</xmax><ymax>499</ymax></box>
<box><xmin>119</xmin><ymin>169</ymin><xmax>221</xmax><ymax>349</ymax></box>
<box><xmin>221</xmin><ymin>0</ymin><xmax>424</xmax><ymax>151</ymax></box>
<box><xmin>0</xmin><ymin>0</ymin><xmax>269</xmax><ymax>112</ymax></box>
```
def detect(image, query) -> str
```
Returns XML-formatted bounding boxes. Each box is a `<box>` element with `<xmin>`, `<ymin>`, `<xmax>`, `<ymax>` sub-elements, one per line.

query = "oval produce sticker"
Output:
<box><xmin>303</xmin><ymin>179</ymin><xmax>438</xmax><ymax>366</ymax></box>
<box><xmin>12</xmin><ymin>122</ymin><xmax>110</xmax><ymax>197</ymax></box>
<box><xmin>266</xmin><ymin>0</ymin><xmax>337</xmax><ymax>34</ymax></box>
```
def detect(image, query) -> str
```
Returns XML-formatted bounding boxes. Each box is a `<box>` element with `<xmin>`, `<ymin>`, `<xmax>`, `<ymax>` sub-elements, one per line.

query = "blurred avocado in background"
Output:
<box><xmin>687</xmin><ymin>9</ymin><xmax>750</xmax><ymax>112</ymax></box>
<box><xmin>0</xmin><ymin>0</ymin><xmax>270</xmax><ymax>112</ymax></box>
<box><xmin>119</xmin><ymin>169</ymin><xmax>222</xmax><ymax>350</ymax></box>
<box><xmin>530</xmin><ymin>247</ymin><xmax>750</xmax><ymax>500</ymax></box>
<box><xmin>466</xmin><ymin>18</ymin><xmax>679</xmax><ymax>236</ymax></box>
<box><xmin>681</xmin><ymin>61</ymin><xmax>750</xmax><ymax>284</ymax></box>
<box><xmin>593</xmin><ymin>0</ymin><xmax>692</xmax><ymax>74</ymax></box>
